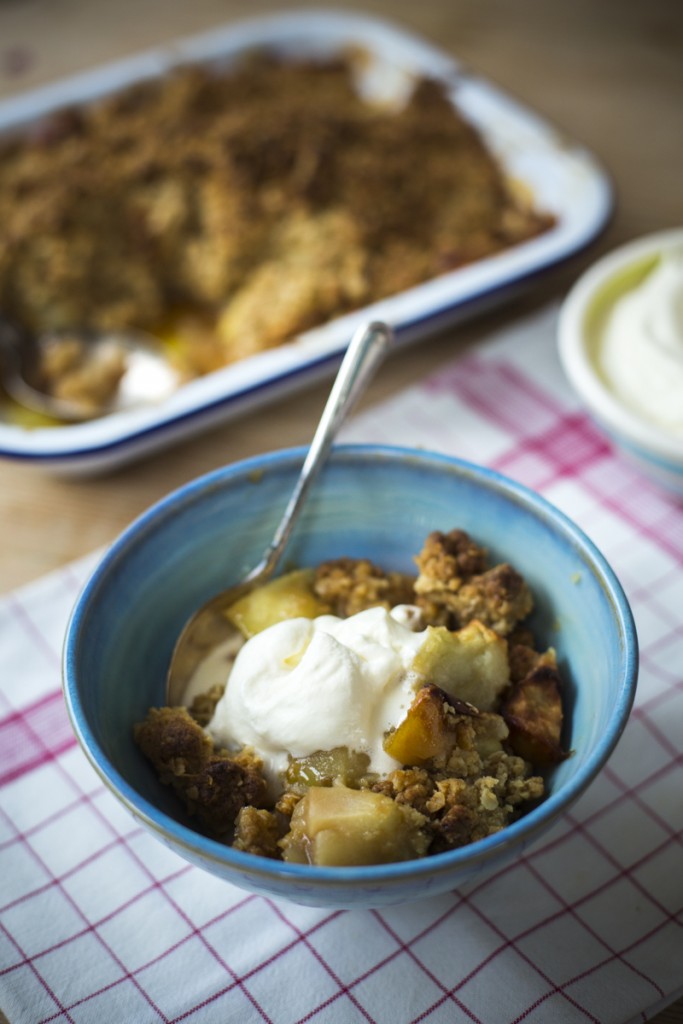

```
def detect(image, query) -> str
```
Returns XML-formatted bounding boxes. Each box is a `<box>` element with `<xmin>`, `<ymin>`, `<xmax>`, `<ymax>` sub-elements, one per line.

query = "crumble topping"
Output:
<box><xmin>0</xmin><ymin>54</ymin><xmax>555</xmax><ymax>396</ymax></box>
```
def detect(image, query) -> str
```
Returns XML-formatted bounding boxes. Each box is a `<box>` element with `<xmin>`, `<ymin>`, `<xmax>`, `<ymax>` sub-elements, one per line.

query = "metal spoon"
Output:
<box><xmin>0</xmin><ymin>321</ymin><xmax>180</xmax><ymax>422</ymax></box>
<box><xmin>166</xmin><ymin>320</ymin><xmax>394</xmax><ymax>706</ymax></box>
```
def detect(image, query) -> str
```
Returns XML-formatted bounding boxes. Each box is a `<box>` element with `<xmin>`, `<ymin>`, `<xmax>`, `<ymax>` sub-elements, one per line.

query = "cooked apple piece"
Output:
<box><xmin>280</xmin><ymin>785</ymin><xmax>429</xmax><ymax>866</ymax></box>
<box><xmin>226</xmin><ymin>568</ymin><xmax>329</xmax><ymax>638</ymax></box>
<box><xmin>383</xmin><ymin>684</ymin><xmax>475</xmax><ymax>765</ymax></box>
<box><xmin>411</xmin><ymin>621</ymin><xmax>509</xmax><ymax>711</ymax></box>
<box><xmin>501</xmin><ymin>665</ymin><xmax>567</xmax><ymax>765</ymax></box>
<box><xmin>285</xmin><ymin>747</ymin><xmax>371</xmax><ymax>790</ymax></box>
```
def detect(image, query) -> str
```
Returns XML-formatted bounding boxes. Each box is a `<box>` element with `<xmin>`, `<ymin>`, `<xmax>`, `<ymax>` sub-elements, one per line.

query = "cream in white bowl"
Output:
<box><xmin>558</xmin><ymin>228</ymin><xmax>683</xmax><ymax>494</ymax></box>
<box><xmin>598</xmin><ymin>248</ymin><xmax>683</xmax><ymax>433</ymax></box>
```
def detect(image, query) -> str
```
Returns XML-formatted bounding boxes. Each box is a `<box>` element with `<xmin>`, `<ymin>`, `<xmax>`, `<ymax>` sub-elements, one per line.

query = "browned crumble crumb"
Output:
<box><xmin>414</xmin><ymin>529</ymin><xmax>488</xmax><ymax>593</ymax></box>
<box><xmin>35</xmin><ymin>334</ymin><xmax>127</xmax><ymax>412</ymax></box>
<box><xmin>190</xmin><ymin>683</ymin><xmax>225</xmax><ymax>727</ymax></box>
<box><xmin>414</xmin><ymin>529</ymin><xmax>533</xmax><ymax>635</ymax></box>
<box><xmin>412</xmin><ymin>598</ymin><xmax>452</xmax><ymax>628</ymax></box>
<box><xmin>373</xmin><ymin>706</ymin><xmax>543</xmax><ymax>854</ymax></box>
<box><xmin>376</xmin><ymin>749</ymin><xmax>543</xmax><ymax>854</ymax></box>
<box><xmin>372</xmin><ymin>767</ymin><xmax>436</xmax><ymax>816</ymax></box>
<box><xmin>275</xmin><ymin>791</ymin><xmax>303</xmax><ymax>818</ymax></box>
<box><xmin>508</xmin><ymin>624</ymin><xmax>536</xmax><ymax>649</ymax></box>
<box><xmin>429</xmin><ymin>778</ymin><xmax>502</xmax><ymax>851</ymax></box>
<box><xmin>134</xmin><ymin>706</ymin><xmax>265</xmax><ymax>840</ymax></box>
<box><xmin>508</xmin><ymin>642</ymin><xmax>557</xmax><ymax>684</ymax></box>
<box><xmin>433</xmin><ymin>709</ymin><xmax>511</xmax><ymax>777</ymax></box>
<box><xmin>485</xmin><ymin>750</ymin><xmax>545</xmax><ymax>807</ymax></box>
<box><xmin>447</xmin><ymin>564</ymin><xmax>534</xmax><ymax>636</ymax></box>
<box><xmin>134</xmin><ymin>705</ymin><xmax>213</xmax><ymax>776</ymax></box>
<box><xmin>233</xmin><ymin>806</ymin><xmax>283</xmax><ymax>858</ymax></box>
<box><xmin>313</xmin><ymin>557</ymin><xmax>415</xmax><ymax>618</ymax></box>
<box><xmin>502</xmin><ymin>663</ymin><xmax>567</xmax><ymax>765</ymax></box>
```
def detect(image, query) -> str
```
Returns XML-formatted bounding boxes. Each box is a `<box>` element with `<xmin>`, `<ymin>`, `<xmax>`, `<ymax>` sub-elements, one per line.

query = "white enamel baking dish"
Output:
<box><xmin>0</xmin><ymin>9</ymin><xmax>612</xmax><ymax>473</ymax></box>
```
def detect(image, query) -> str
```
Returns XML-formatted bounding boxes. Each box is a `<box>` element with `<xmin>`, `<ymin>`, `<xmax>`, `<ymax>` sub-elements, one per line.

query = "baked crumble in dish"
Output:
<box><xmin>0</xmin><ymin>54</ymin><xmax>554</xmax><ymax>407</ymax></box>
<box><xmin>135</xmin><ymin>528</ymin><xmax>569</xmax><ymax>867</ymax></box>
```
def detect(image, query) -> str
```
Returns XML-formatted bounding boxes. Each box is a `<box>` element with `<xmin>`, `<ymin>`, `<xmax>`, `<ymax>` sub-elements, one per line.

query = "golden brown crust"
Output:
<box><xmin>446</xmin><ymin>564</ymin><xmax>534</xmax><ymax>636</ymax></box>
<box><xmin>189</xmin><ymin>683</ymin><xmax>225</xmax><ymax>728</ymax></box>
<box><xmin>233</xmin><ymin>806</ymin><xmax>283</xmax><ymax>858</ymax></box>
<box><xmin>134</xmin><ymin>706</ymin><xmax>213</xmax><ymax>777</ymax></box>
<box><xmin>313</xmin><ymin>557</ymin><xmax>415</xmax><ymax>618</ymax></box>
<box><xmin>502</xmin><ymin>664</ymin><xmax>567</xmax><ymax>765</ymax></box>
<box><xmin>414</xmin><ymin>529</ymin><xmax>534</xmax><ymax>635</ymax></box>
<box><xmin>414</xmin><ymin>529</ymin><xmax>488</xmax><ymax>592</ymax></box>
<box><xmin>0</xmin><ymin>55</ymin><xmax>554</xmax><ymax>381</ymax></box>
<box><xmin>134</xmin><ymin>706</ymin><xmax>266</xmax><ymax>839</ymax></box>
<box><xmin>508</xmin><ymin>641</ymin><xmax>557</xmax><ymax>684</ymax></box>
<box><xmin>374</xmin><ymin>739</ymin><xmax>544</xmax><ymax>854</ymax></box>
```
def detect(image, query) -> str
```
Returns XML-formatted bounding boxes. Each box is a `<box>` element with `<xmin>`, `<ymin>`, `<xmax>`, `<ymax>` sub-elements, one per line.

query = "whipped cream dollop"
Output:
<box><xmin>598</xmin><ymin>250</ymin><xmax>683</xmax><ymax>434</ymax></box>
<box><xmin>207</xmin><ymin>605</ymin><xmax>427</xmax><ymax>788</ymax></box>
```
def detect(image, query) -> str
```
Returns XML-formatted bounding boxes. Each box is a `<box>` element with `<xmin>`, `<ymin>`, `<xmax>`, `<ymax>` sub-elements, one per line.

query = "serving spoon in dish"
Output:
<box><xmin>166</xmin><ymin>319</ymin><xmax>394</xmax><ymax>707</ymax></box>
<box><xmin>0</xmin><ymin>321</ymin><xmax>180</xmax><ymax>422</ymax></box>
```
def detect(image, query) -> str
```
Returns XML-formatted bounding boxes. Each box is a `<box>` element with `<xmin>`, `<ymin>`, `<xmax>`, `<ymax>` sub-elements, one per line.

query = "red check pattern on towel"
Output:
<box><xmin>1</xmin><ymin>306</ymin><xmax>682</xmax><ymax>1024</ymax></box>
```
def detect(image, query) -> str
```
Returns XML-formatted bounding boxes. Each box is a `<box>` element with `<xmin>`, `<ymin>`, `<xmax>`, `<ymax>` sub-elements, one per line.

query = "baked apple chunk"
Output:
<box><xmin>281</xmin><ymin>785</ymin><xmax>429</xmax><ymax>866</ymax></box>
<box><xmin>411</xmin><ymin>620</ymin><xmax>509</xmax><ymax>710</ymax></box>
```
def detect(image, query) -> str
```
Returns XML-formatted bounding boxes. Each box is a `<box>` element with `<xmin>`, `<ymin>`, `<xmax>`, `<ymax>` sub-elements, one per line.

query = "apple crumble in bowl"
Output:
<box><xmin>134</xmin><ymin>531</ymin><xmax>567</xmax><ymax>867</ymax></box>
<box><xmin>63</xmin><ymin>446</ymin><xmax>637</xmax><ymax>907</ymax></box>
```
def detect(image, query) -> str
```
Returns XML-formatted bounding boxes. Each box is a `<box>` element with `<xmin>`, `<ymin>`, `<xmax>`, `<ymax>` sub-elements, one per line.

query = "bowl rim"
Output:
<box><xmin>557</xmin><ymin>227</ymin><xmax>683</xmax><ymax>466</ymax></box>
<box><xmin>62</xmin><ymin>443</ymin><xmax>639</xmax><ymax>890</ymax></box>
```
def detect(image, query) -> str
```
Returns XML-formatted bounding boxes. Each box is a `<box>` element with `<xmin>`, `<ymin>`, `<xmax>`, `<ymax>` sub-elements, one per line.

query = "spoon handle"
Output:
<box><xmin>246</xmin><ymin>320</ymin><xmax>394</xmax><ymax>582</ymax></box>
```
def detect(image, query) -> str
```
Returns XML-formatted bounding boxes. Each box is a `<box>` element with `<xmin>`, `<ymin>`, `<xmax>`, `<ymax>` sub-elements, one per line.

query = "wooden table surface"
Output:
<box><xmin>0</xmin><ymin>1</ymin><xmax>681</xmax><ymax>1017</ymax></box>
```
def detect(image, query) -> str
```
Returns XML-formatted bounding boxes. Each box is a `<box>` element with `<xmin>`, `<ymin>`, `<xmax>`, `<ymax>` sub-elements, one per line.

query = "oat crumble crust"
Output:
<box><xmin>0</xmin><ymin>55</ymin><xmax>555</xmax><ymax>384</ymax></box>
<box><xmin>312</xmin><ymin>556</ymin><xmax>415</xmax><ymax>618</ymax></box>
<box><xmin>414</xmin><ymin>529</ymin><xmax>534</xmax><ymax>635</ymax></box>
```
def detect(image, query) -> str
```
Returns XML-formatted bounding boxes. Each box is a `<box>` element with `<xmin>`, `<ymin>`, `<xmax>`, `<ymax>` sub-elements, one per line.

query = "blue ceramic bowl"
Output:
<box><xmin>63</xmin><ymin>445</ymin><xmax>638</xmax><ymax>908</ymax></box>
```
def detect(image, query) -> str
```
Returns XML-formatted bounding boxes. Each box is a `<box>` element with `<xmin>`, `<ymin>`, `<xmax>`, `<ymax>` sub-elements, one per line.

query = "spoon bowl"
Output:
<box><xmin>0</xmin><ymin>322</ymin><xmax>180</xmax><ymax>421</ymax></box>
<box><xmin>165</xmin><ymin>320</ymin><xmax>394</xmax><ymax>706</ymax></box>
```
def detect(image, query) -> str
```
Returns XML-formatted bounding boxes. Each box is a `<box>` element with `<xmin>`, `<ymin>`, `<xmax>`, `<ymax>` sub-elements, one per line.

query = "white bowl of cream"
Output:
<box><xmin>558</xmin><ymin>228</ymin><xmax>683</xmax><ymax>494</ymax></box>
